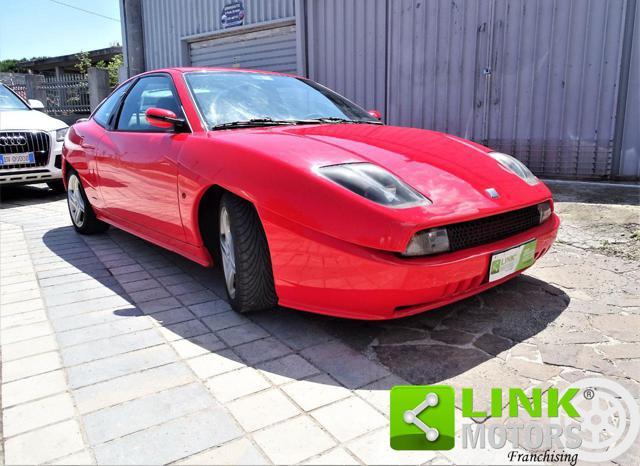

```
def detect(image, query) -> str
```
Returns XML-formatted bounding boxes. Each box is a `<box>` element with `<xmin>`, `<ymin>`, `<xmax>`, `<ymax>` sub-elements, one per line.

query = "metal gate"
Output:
<box><xmin>386</xmin><ymin>0</ymin><xmax>627</xmax><ymax>179</ymax></box>
<box><xmin>189</xmin><ymin>22</ymin><xmax>297</xmax><ymax>73</ymax></box>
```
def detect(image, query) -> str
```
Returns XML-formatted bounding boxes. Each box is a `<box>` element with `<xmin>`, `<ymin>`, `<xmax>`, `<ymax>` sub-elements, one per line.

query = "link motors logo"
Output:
<box><xmin>390</xmin><ymin>377</ymin><xmax>639</xmax><ymax>463</ymax></box>
<box><xmin>567</xmin><ymin>377</ymin><xmax>639</xmax><ymax>462</ymax></box>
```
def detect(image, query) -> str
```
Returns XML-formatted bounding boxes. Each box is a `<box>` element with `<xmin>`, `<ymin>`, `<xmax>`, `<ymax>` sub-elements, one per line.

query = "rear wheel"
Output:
<box><xmin>67</xmin><ymin>171</ymin><xmax>109</xmax><ymax>234</ymax></box>
<box><xmin>219</xmin><ymin>193</ymin><xmax>277</xmax><ymax>313</ymax></box>
<box><xmin>46</xmin><ymin>179</ymin><xmax>65</xmax><ymax>193</ymax></box>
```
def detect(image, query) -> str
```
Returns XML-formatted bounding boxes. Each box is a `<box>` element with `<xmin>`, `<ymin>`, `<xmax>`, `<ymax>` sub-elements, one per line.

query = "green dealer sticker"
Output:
<box><xmin>489</xmin><ymin>239</ymin><xmax>537</xmax><ymax>282</ymax></box>
<box><xmin>390</xmin><ymin>385</ymin><xmax>455</xmax><ymax>450</ymax></box>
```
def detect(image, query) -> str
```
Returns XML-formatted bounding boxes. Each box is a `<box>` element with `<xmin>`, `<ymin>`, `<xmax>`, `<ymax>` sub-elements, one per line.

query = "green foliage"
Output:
<box><xmin>104</xmin><ymin>54</ymin><xmax>123</xmax><ymax>87</ymax></box>
<box><xmin>75</xmin><ymin>52</ymin><xmax>123</xmax><ymax>87</ymax></box>
<box><xmin>74</xmin><ymin>51</ymin><xmax>93</xmax><ymax>74</ymax></box>
<box><xmin>0</xmin><ymin>59</ymin><xmax>20</xmax><ymax>72</ymax></box>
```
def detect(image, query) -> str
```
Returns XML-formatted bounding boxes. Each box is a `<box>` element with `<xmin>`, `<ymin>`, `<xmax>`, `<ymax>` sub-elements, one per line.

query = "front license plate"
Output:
<box><xmin>489</xmin><ymin>239</ymin><xmax>537</xmax><ymax>282</ymax></box>
<box><xmin>0</xmin><ymin>152</ymin><xmax>35</xmax><ymax>166</ymax></box>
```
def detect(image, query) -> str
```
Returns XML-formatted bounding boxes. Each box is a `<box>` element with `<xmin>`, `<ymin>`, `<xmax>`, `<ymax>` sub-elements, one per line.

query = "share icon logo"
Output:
<box><xmin>403</xmin><ymin>392</ymin><xmax>441</xmax><ymax>441</ymax></box>
<box><xmin>390</xmin><ymin>385</ymin><xmax>455</xmax><ymax>450</ymax></box>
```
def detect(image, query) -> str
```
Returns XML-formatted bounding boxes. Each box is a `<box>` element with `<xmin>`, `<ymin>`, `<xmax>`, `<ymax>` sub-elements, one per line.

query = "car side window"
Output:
<box><xmin>116</xmin><ymin>75</ymin><xmax>183</xmax><ymax>132</ymax></box>
<box><xmin>93</xmin><ymin>82</ymin><xmax>132</xmax><ymax>127</ymax></box>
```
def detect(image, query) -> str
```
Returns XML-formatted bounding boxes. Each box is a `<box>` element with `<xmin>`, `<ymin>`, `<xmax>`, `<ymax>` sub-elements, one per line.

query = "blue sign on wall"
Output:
<box><xmin>221</xmin><ymin>1</ymin><xmax>245</xmax><ymax>29</ymax></box>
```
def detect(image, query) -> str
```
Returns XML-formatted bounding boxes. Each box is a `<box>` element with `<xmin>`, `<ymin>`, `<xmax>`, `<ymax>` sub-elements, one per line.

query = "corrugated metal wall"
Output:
<box><xmin>304</xmin><ymin>0</ymin><xmax>632</xmax><ymax>179</ymax></box>
<box><xmin>305</xmin><ymin>0</ymin><xmax>387</xmax><ymax>114</ymax></box>
<box><xmin>135</xmin><ymin>0</ymin><xmax>637</xmax><ymax>179</ymax></box>
<box><xmin>620</xmin><ymin>1</ymin><xmax>640</xmax><ymax>178</ymax></box>
<box><xmin>141</xmin><ymin>0</ymin><xmax>295</xmax><ymax>69</ymax></box>
<box><xmin>189</xmin><ymin>24</ymin><xmax>298</xmax><ymax>72</ymax></box>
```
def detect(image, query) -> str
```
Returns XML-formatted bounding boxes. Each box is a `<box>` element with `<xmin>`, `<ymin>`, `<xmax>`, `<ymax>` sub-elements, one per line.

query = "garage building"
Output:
<box><xmin>119</xmin><ymin>0</ymin><xmax>639</xmax><ymax>181</ymax></box>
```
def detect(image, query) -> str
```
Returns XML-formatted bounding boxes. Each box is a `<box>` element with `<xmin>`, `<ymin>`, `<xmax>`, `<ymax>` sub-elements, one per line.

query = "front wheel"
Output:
<box><xmin>219</xmin><ymin>193</ymin><xmax>277</xmax><ymax>313</ymax></box>
<box><xmin>67</xmin><ymin>171</ymin><xmax>109</xmax><ymax>234</ymax></box>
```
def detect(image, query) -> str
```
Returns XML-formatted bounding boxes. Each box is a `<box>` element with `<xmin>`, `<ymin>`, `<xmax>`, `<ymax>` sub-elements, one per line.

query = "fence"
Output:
<box><xmin>0</xmin><ymin>72</ymin><xmax>43</xmax><ymax>102</ymax></box>
<box><xmin>0</xmin><ymin>72</ymin><xmax>91</xmax><ymax>117</ymax></box>
<box><xmin>40</xmin><ymin>74</ymin><xmax>90</xmax><ymax>115</ymax></box>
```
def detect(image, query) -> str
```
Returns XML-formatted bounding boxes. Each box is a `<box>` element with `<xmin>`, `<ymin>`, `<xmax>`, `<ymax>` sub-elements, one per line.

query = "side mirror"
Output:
<box><xmin>28</xmin><ymin>99</ymin><xmax>45</xmax><ymax>110</ymax></box>
<box><xmin>145</xmin><ymin>107</ymin><xmax>186</xmax><ymax>130</ymax></box>
<box><xmin>367</xmin><ymin>109</ymin><xmax>382</xmax><ymax>120</ymax></box>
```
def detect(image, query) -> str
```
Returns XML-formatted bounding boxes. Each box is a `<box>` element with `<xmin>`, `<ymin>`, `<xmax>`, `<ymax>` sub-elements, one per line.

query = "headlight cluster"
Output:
<box><xmin>319</xmin><ymin>163</ymin><xmax>430</xmax><ymax>208</ymax></box>
<box><xmin>538</xmin><ymin>201</ymin><xmax>552</xmax><ymax>224</ymax></box>
<box><xmin>403</xmin><ymin>201</ymin><xmax>553</xmax><ymax>257</ymax></box>
<box><xmin>55</xmin><ymin>127</ymin><xmax>69</xmax><ymax>142</ymax></box>
<box><xmin>404</xmin><ymin>227</ymin><xmax>450</xmax><ymax>256</ymax></box>
<box><xmin>488</xmin><ymin>152</ymin><xmax>539</xmax><ymax>186</ymax></box>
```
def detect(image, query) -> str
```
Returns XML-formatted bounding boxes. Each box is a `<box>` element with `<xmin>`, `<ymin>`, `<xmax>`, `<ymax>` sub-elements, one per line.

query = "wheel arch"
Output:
<box><xmin>195</xmin><ymin>184</ymin><xmax>273</xmax><ymax>268</ymax></box>
<box><xmin>196</xmin><ymin>184</ymin><xmax>226</xmax><ymax>264</ymax></box>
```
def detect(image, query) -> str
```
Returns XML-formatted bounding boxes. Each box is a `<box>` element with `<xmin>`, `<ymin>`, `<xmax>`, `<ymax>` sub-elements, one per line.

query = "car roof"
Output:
<box><xmin>139</xmin><ymin>67</ymin><xmax>304</xmax><ymax>80</ymax></box>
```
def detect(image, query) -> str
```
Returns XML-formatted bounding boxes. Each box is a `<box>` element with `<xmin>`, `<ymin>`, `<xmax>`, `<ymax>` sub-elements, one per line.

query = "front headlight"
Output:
<box><xmin>318</xmin><ymin>163</ymin><xmax>430</xmax><ymax>208</ymax></box>
<box><xmin>55</xmin><ymin>127</ymin><xmax>68</xmax><ymax>142</ymax></box>
<box><xmin>538</xmin><ymin>201</ymin><xmax>552</xmax><ymax>223</ymax></box>
<box><xmin>403</xmin><ymin>227</ymin><xmax>450</xmax><ymax>256</ymax></box>
<box><xmin>488</xmin><ymin>152</ymin><xmax>539</xmax><ymax>186</ymax></box>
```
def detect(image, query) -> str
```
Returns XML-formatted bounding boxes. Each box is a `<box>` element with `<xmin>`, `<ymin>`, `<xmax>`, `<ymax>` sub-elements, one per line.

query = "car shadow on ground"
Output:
<box><xmin>0</xmin><ymin>184</ymin><xmax>65</xmax><ymax>207</ymax></box>
<box><xmin>42</xmin><ymin>224</ymin><xmax>570</xmax><ymax>394</ymax></box>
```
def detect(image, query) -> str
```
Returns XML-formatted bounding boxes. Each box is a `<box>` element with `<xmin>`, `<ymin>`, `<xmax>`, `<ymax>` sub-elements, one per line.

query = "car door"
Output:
<box><xmin>97</xmin><ymin>74</ymin><xmax>188</xmax><ymax>241</ymax></box>
<box><xmin>79</xmin><ymin>81</ymin><xmax>132</xmax><ymax>210</ymax></box>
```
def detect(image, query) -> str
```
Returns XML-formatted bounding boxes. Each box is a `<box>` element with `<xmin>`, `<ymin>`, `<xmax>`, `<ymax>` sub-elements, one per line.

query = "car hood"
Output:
<box><xmin>0</xmin><ymin>110</ymin><xmax>67</xmax><ymax>131</ymax></box>
<box><xmin>211</xmin><ymin>124</ymin><xmax>551</xmax><ymax>220</ymax></box>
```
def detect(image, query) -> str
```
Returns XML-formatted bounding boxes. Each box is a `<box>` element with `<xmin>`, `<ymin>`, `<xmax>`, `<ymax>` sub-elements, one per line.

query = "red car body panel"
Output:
<box><xmin>63</xmin><ymin>67</ymin><xmax>559</xmax><ymax>319</ymax></box>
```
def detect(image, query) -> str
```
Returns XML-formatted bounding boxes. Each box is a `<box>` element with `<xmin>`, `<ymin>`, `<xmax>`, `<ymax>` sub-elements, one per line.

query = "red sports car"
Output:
<box><xmin>63</xmin><ymin>68</ymin><xmax>559</xmax><ymax>320</ymax></box>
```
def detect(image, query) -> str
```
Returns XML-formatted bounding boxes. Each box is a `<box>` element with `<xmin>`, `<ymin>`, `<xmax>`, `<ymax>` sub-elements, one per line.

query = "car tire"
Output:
<box><xmin>46</xmin><ymin>179</ymin><xmax>65</xmax><ymax>193</ymax></box>
<box><xmin>219</xmin><ymin>192</ymin><xmax>277</xmax><ymax>313</ymax></box>
<box><xmin>66</xmin><ymin>170</ymin><xmax>109</xmax><ymax>235</ymax></box>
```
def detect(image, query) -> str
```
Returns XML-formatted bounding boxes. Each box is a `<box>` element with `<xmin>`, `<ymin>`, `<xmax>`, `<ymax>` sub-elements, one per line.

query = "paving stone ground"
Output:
<box><xmin>0</xmin><ymin>181</ymin><xmax>638</xmax><ymax>465</ymax></box>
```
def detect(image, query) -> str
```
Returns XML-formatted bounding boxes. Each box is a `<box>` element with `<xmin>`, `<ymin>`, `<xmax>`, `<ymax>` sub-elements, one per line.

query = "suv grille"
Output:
<box><xmin>447</xmin><ymin>205</ymin><xmax>541</xmax><ymax>252</ymax></box>
<box><xmin>0</xmin><ymin>131</ymin><xmax>50</xmax><ymax>170</ymax></box>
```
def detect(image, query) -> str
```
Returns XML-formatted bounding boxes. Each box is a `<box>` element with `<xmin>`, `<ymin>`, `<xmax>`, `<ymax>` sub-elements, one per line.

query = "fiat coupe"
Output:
<box><xmin>62</xmin><ymin>68</ymin><xmax>559</xmax><ymax>320</ymax></box>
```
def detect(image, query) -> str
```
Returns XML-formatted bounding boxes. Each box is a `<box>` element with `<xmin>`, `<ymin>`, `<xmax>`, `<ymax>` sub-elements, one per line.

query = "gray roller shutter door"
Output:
<box><xmin>189</xmin><ymin>24</ymin><xmax>297</xmax><ymax>74</ymax></box>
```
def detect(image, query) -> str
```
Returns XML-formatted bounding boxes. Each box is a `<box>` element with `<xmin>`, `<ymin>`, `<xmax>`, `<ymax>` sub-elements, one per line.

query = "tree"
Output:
<box><xmin>74</xmin><ymin>51</ymin><xmax>92</xmax><ymax>74</ymax></box>
<box><xmin>96</xmin><ymin>54</ymin><xmax>123</xmax><ymax>87</ymax></box>
<box><xmin>0</xmin><ymin>59</ymin><xmax>22</xmax><ymax>72</ymax></box>
<box><xmin>76</xmin><ymin>51</ymin><xmax>123</xmax><ymax>87</ymax></box>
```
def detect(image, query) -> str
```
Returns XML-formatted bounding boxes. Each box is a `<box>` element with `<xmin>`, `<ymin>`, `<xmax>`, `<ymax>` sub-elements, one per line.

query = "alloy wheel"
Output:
<box><xmin>67</xmin><ymin>174</ymin><xmax>86</xmax><ymax>227</ymax></box>
<box><xmin>219</xmin><ymin>206</ymin><xmax>237</xmax><ymax>299</ymax></box>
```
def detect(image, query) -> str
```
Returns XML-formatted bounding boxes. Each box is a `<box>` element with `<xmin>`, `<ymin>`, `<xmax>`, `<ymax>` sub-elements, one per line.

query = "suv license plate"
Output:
<box><xmin>0</xmin><ymin>152</ymin><xmax>35</xmax><ymax>165</ymax></box>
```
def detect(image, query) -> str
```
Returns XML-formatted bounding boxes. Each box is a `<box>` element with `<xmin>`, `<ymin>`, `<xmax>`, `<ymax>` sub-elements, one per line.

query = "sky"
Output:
<box><xmin>0</xmin><ymin>0</ymin><xmax>122</xmax><ymax>60</ymax></box>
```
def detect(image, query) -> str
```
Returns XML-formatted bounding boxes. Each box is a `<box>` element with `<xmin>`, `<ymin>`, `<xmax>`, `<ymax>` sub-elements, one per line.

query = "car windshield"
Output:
<box><xmin>0</xmin><ymin>85</ymin><xmax>29</xmax><ymax>111</ymax></box>
<box><xmin>184</xmin><ymin>71</ymin><xmax>379</xmax><ymax>128</ymax></box>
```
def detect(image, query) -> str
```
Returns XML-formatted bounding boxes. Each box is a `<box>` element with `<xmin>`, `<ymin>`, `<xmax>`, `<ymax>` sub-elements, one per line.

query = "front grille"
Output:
<box><xmin>447</xmin><ymin>205</ymin><xmax>541</xmax><ymax>252</ymax></box>
<box><xmin>0</xmin><ymin>131</ymin><xmax>50</xmax><ymax>170</ymax></box>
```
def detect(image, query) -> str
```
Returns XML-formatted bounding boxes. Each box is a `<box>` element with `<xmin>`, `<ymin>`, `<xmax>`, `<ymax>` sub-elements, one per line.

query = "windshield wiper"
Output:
<box><xmin>211</xmin><ymin>118</ymin><xmax>297</xmax><ymax>130</ymax></box>
<box><xmin>301</xmin><ymin>117</ymin><xmax>382</xmax><ymax>125</ymax></box>
<box><xmin>211</xmin><ymin>116</ymin><xmax>382</xmax><ymax>130</ymax></box>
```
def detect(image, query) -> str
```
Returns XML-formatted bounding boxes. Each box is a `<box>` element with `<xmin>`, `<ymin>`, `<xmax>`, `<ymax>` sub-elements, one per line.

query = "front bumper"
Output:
<box><xmin>261</xmin><ymin>211</ymin><xmax>560</xmax><ymax>320</ymax></box>
<box><xmin>0</xmin><ymin>133</ymin><xmax>62</xmax><ymax>186</ymax></box>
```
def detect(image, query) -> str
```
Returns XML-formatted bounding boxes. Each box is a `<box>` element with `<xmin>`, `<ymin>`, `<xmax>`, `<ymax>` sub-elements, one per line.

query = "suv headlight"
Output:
<box><xmin>318</xmin><ymin>163</ymin><xmax>430</xmax><ymax>208</ymax></box>
<box><xmin>488</xmin><ymin>152</ymin><xmax>539</xmax><ymax>186</ymax></box>
<box><xmin>55</xmin><ymin>127</ymin><xmax>68</xmax><ymax>142</ymax></box>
